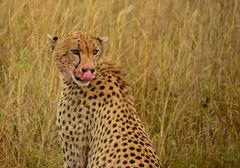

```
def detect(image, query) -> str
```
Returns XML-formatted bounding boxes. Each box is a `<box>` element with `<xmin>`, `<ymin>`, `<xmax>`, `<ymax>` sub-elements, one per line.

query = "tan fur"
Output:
<box><xmin>51</xmin><ymin>31</ymin><xmax>161</xmax><ymax>168</ymax></box>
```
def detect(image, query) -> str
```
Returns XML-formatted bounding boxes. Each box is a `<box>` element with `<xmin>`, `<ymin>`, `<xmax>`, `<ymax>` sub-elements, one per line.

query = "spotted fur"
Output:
<box><xmin>50</xmin><ymin>31</ymin><xmax>161</xmax><ymax>168</ymax></box>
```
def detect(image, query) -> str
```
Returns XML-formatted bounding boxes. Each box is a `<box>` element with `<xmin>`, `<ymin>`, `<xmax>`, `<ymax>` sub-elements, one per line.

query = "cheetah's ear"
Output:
<box><xmin>96</xmin><ymin>36</ymin><xmax>108</xmax><ymax>44</ymax></box>
<box><xmin>47</xmin><ymin>34</ymin><xmax>58</xmax><ymax>50</ymax></box>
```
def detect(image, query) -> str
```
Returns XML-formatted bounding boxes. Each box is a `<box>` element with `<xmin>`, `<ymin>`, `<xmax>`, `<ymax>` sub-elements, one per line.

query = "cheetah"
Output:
<box><xmin>48</xmin><ymin>31</ymin><xmax>162</xmax><ymax>168</ymax></box>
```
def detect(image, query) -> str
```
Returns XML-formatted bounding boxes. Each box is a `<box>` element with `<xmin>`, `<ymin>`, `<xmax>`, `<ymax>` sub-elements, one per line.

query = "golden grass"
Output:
<box><xmin>0</xmin><ymin>0</ymin><xmax>240</xmax><ymax>167</ymax></box>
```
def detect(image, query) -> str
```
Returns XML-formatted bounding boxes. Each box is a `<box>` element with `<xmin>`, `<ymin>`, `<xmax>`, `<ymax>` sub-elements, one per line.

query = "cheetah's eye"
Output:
<box><xmin>93</xmin><ymin>49</ymin><xmax>99</xmax><ymax>55</ymax></box>
<box><xmin>71</xmin><ymin>49</ymin><xmax>80</xmax><ymax>56</ymax></box>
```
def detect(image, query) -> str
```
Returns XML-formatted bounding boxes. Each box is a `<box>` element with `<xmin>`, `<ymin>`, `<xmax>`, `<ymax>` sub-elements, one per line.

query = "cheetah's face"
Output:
<box><xmin>48</xmin><ymin>32</ymin><xmax>108</xmax><ymax>86</ymax></box>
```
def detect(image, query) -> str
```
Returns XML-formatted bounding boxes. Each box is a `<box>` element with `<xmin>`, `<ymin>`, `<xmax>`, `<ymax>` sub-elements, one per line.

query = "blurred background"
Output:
<box><xmin>0</xmin><ymin>0</ymin><xmax>239</xmax><ymax>167</ymax></box>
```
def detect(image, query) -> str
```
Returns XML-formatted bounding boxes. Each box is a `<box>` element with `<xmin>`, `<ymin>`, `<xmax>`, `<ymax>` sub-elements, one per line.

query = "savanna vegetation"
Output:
<box><xmin>0</xmin><ymin>0</ymin><xmax>239</xmax><ymax>167</ymax></box>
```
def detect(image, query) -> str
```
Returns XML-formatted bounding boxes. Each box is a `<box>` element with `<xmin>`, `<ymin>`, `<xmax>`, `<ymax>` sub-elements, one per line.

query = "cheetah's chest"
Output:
<box><xmin>56</xmin><ymin>91</ymin><xmax>93</xmax><ymax>144</ymax></box>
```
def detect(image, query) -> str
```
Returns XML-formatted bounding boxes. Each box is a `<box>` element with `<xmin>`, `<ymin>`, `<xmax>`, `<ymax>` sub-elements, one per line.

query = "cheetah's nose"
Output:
<box><xmin>82</xmin><ymin>68</ymin><xmax>95</xmax><ymax>81</ymax></box>
<box><xmin>82</xmin><ymin>68</ymin><xmax>95</xmax><ymax>74</ymax></box>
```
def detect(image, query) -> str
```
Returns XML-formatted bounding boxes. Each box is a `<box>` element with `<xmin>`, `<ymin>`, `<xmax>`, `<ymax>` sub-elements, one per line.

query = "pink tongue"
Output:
<box><xmin>82</xmin><ymin>70</ymin><xmax>93</xmax><ymax>81</ymax></box>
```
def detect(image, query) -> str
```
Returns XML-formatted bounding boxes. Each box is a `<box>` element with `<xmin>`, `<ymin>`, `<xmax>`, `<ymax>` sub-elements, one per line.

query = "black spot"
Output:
<box><xmin>130</xmin><ymin>159</ymin><xmax>135</xmax><ymax>164</ymax></box>
<box><xmin>114</xmin><ymin>82</ymin><xmax>119</xmax><ymax>87</ymax></box>
<box><xmin>130</xmin><ymin>152</ymin><xmax>136</xmax><ymax>157</ymax></box>
<box><xmin>123</xmin><ymin>160</ymin><xmax>128</xmax><ymax>165</ymax></box>
<box><xmin>102</xmin><ymin>156</ymin><xmax>106</xmax><ymax>161</ymax></box>
<box><xmin>99</xmin><ymin>86</ymin><xmax>105</xmax><ymax>90</ymax></box>
<box><xmin>53</xmin><ymin>36</ymin><xmax>58</xmax><ymax>41</ymax></box>
<box><xmin>122</xmin><ymin>143</ymin><xmax>127</xmax><ymax>147</ymax></box>
<box><xmin>99</xmin><ymin>92</ymin><xmax>104</xmax><ymax>97</ymax></box>
<box><xmin>144</xmin><ymin>159</ymin><xmax>150</xmax><ymax>163</ymax></box>
<box><xmin>134</xmin><ymin>140</ymin><xmax>138</xmax><ymax>144</ymax></box>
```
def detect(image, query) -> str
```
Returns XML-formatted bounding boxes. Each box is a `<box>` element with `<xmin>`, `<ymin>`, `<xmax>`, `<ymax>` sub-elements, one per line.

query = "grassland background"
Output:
<box><xmin>0</xmin><ymin>0</ymin><xmax>240</xmax><ymax>167</ymax></box>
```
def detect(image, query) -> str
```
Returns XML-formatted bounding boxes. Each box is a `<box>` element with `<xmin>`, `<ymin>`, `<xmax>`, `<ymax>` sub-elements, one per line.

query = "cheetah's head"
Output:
<box><xmin>48</xmin><ymin>31</ymin><xmax>108</xmax><ymax>86</ymax></box>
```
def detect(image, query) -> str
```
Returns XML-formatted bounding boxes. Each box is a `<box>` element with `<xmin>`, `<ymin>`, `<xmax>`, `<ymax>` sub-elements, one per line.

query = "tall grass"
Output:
<box><xmin>0</xmin><ymin>0</ymin><xmax>239</xmax><ymax>167</ymax></box>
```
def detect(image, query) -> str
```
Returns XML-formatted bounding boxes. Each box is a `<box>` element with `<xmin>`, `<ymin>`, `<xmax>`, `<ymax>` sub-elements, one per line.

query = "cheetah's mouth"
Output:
<box><xmin>72</xmin><ymin>75</ymin><xmax>90</xmax><ymax>86</ymax></box>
